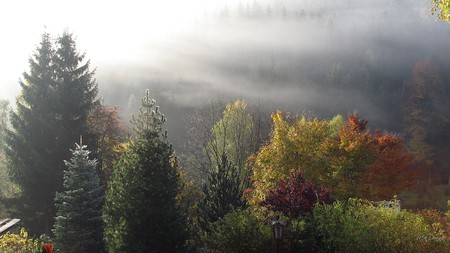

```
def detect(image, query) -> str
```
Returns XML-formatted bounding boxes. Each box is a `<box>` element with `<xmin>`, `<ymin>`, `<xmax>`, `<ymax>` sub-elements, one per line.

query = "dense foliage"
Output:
<box><xmin>103</xmin><ymin>90</ymin><xmax>187</xmax><ymax>253</ymax></box>
<box><xmin>248</xmin><ymin>112</ymin><xmax>418</xmax><ymax>204</ymax></box>
<box><xmin>203</xmin><ymin>209</ymin><xmax>272</xmax><ymax>253</ymax></box>
<box><xmin>53</xmin><ymin>143</ymin><xmax>105</xmax><ymax>253</ymax></box>
<box><xmin>262</xmin><ymin>170</ymin><xmax>333</xmax><ymax>218</ymax></box>
<box><xmin>313</xmin><ymin>199</ymin><xmax>449</xmax><ymax>252</ymax></box>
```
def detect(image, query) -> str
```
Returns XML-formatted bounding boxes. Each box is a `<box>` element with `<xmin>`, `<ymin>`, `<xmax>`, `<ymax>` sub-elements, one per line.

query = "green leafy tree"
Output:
<box><xmin>103</xmin><ymin>90</ymin><xmax>187</xmax><ymax>253</ymax></box>
<box><xmin>53</xmin><ymin>142</ymin><xmax>105</xmax><ymax>253</ymax></box>
<box><xmin>197</xmin><ymin>153</ymin><xmax>246</xmax><ymax>232</ymax></box>
<box><xmin>6</xmin><ymin>31</ymin><xmax>98</xmax><ymax>235</ymax></box>
<box><xmin>209</xmin><ymin>100</ymin><xmax>255</xmax><ymax>181</ymax></box>
<box><xmin>183</xmin><ymin>99</ymin><xmax>270</xmax><ymax>185</ymax></box>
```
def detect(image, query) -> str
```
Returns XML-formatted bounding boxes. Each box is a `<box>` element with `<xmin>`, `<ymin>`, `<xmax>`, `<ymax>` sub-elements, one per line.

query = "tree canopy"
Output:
<box><xmin>248</xmin><ymin>112</ymin><xmax>418</xmax><ymax>205</ymax></box>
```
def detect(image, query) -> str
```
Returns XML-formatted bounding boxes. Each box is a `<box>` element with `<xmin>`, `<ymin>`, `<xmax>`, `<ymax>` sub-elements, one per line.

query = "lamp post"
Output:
<box><xmin>272</xmin><ymin>220</ymin><xmax>285</xmax><ymax>253</ymax></box>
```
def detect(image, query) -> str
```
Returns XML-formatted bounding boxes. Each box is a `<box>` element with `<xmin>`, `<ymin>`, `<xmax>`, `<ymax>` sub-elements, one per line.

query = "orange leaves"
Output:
<box><xmin>248</xmin><ymin>111</ymin><xmax>419</xmax><ymax>205</ymax></box>
<box><xmin>358</xmin><ymin>139</ymin><xmax>418</xmax><ymax>200</ymax></box>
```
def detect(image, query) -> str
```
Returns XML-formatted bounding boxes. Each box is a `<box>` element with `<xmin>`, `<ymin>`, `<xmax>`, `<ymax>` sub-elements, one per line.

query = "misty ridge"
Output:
<box><xmin>94</xmin><ymin>0</ymin><xmax>450</xmax><ymax>149</ymax></box>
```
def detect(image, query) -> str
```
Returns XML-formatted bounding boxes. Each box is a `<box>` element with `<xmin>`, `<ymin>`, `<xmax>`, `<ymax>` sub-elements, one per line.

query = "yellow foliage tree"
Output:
<box><xmin>247</xmin><ymin>112</ymin><xmax>418</xmax><ymax>205</ymax></box>
<box><xmin>248</xmin><ymin>111</ymin><xmax>332</xmax><ymax>205</ymax></box>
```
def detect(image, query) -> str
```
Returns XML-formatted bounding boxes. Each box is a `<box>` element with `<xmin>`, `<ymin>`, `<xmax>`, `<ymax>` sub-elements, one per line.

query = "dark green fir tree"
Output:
<box><xmin>103</xmin><ymin>90</ymin><xmax>188</xmax><ymax>253</ymax></box>
<box><xmin>6</xmin><ymin>31</ymin><xmax>98</xmax><ymax>235</ymax></box>
<box><xmin>53</xmin><ymin>141</ymin><xmax>105</xmax><ymax>253</ymax></box>
<box><xmin>197</xmin><ymin>153</ymin><xmax>246</xmax><ymax>232</ymax></box>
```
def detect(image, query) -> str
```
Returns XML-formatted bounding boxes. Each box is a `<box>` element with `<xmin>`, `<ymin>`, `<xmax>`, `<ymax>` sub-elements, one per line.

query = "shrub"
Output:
<box><xmin>313</xmin><ymin>199</ymin><xmax>447</xmax><ymax>253</ymax></box>
<box><xmin>203</xmin><ymin>209</ymin><xmax>272</xmax><ymax>253</ymax></box>
<box><xmin>0</xmin><ymin>228</ymin><xmax>41</xmax><ymax>253</ymax></box>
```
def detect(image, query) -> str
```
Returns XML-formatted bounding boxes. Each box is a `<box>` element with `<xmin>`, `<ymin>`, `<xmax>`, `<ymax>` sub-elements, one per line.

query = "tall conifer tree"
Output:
<box><xmin>6</xmin><ymin>32</ymin><xmax>98</xmax><ymax>235</ymax></box>
<box><xmin>53</xmin><ymin>142</ymin><xmax>105</xmax><ymax>253</ymax></box>
<box><xmin>103</xmin><ymin>90</ymin><xmax>187</xmax><ymax>253</ymax></box>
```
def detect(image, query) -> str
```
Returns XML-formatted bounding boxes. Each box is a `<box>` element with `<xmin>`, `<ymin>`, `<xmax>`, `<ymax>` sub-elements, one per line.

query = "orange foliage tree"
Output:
<box><xmin>86</xmin><ymin>103</ymin><xmax>128</xmax><ymax>184</ymax></box>
<box><xmin>247</xmin><ymin>111</ymin><xmax>419</xmax><ymax>205</ymax></box>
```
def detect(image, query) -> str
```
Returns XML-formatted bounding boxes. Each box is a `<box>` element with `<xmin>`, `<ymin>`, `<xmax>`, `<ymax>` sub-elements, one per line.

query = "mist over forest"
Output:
<box><xmin>2</xmin><ymin>0</ymin><xmax>450</xmax><ymax>251</ymax></box>
<box><xmin>94</xmin><ymin>0</ymin><xmax>450</xmax><ymax>152</ymax></box>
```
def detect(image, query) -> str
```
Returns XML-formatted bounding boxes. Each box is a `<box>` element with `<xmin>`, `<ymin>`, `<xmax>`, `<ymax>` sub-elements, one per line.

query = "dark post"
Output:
<box><xmin>272</xmin><ymin>220</ymin><xmax>285</xmax><ymax>253</ymax></box>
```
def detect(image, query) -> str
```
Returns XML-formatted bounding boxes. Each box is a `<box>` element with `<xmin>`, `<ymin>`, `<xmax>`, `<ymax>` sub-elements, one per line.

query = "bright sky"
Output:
<box><xmin>0</xmin><ymin>0</ymin><xmax>242</xmax><ymax>101</ymax></box>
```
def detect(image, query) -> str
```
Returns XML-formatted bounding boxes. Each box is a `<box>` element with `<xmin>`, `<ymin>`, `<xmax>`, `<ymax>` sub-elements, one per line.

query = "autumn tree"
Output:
<box><xmin>6</xmin><ymin>31</ymin><xmax>98</xmax><ymax>235</ymax></box>
<box><xmin>262</xmin><ymin>170</ymin><xmax>333</xmax><ymax>218</ymax></box>
<box><xmin>103</xmin><ymin>90</ymin><xmax>187</xmax><ymax>253</ymax></box>
<box><xmin>248</xmin><ymin>111</ymin><xmax>418</xmax><ymax>204</ymax></box>
<box><xmin>248</xmin><ymin>111</ymin><xmax>332</xmax><ymax>205</ymax></box>
<box><xmin>86</xmin><ymin>103</ymin><xmax>128</xmax><ymax>185</ymax></box>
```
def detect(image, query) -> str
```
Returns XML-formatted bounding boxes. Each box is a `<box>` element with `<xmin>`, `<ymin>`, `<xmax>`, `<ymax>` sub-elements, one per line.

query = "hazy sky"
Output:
<box><xmin>0</xmin><ymin>0</ymin><xmax>245</xmax><ymax>101</ymax></box>
<box><xmin>2</xmin><ymin>0</ymin><xmax>448</xmax><ymax>118</ymax></box>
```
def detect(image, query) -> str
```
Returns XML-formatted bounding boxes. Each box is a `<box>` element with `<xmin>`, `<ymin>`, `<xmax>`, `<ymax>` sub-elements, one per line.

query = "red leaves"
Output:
<box><xmin>262</xmin><ymin>170</ymin><xmax>333</xmax><ymax>218</ymax></box>
<box><xmin>42</xmin><ymin>243</ymin><xmax>53</xmax><ymax>253</ymax></box>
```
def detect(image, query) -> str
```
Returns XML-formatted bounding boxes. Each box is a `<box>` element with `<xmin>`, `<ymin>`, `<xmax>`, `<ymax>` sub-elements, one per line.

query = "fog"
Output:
<box><xmin>86</xmin><ymin>1</ymin><xmax>448</xmax><ymax>143</ymax></box>
<box><xmin>2</xmin><ymin>0</ymin><xmax>450</xmax><ymax>148</ymax></box>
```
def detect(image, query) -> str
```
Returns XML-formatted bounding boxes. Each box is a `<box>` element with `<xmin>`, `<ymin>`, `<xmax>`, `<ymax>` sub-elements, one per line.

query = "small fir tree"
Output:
<box><xmin>198</xmin><ymin>153</ymin><xmax>246</xmax><ymax>232</ymax></box>
<box><xmin>53</xmin><ymin>142</ymin><xmax>105</xmax><ymax>253</ymax></box>
<box><xmin>103</xmin><ymin>90</ymin><xmax>187</xmax><ymax>253</ymax></box>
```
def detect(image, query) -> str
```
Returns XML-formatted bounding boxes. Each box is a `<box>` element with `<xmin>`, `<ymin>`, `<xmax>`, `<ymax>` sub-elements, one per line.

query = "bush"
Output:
<box><xmin>418</xmin><ymin>208</ymin><xmax>450</xmax><ymax>249</ymax></box>
<box><xmin>0</xmin><ymin>228</ymin><xmax>41</xmax><ymax>253</ymax></box>
<box><xmin>313</xmin><ymin>199</ymin><xmax>448</xmax><ymax>253</ymax></box>
<box><xmin>203</xmin><ymin>209</ymin><xmax>272</xmax><ymax>253</ymax></box>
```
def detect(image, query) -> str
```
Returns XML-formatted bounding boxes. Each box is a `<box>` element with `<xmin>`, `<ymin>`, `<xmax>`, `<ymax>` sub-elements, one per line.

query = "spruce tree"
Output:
<box><xmin>53</xmin><ymin>142</ymin><xmax>105</xmax><ymax>253</ymax></box>
<box><xmin>6</xmin><ymin>31</ymin><xmax>98</xmax><ymax>235</ymax></box>
<box><xmin>103</xmin><ymin>90</ymin><xmax>187</xmax><ymax>253</ymax></box>
<box><xmin>197</xmin><ymin>153</ymin><xmax>246</xmax><ymax>232</ymax></box>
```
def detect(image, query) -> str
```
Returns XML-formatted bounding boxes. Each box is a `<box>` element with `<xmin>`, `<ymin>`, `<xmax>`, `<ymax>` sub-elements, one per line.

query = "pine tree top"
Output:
<box><xmin>131</xmin><ymin>89</ymin><xmax>167</xmax><ymax>137</ymax></box>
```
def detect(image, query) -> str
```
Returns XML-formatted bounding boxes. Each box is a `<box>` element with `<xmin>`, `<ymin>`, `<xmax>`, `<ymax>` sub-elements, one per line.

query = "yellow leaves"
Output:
<box><xmin>249</xmin><ymin>111</ymin><xmax>417</xmax><ymax>204</ymax></box>
<box><xmin>248</xmin><ymin>111</ymin><xmax>332</xmax><ymax>205</ymax></box>
<box><xmin>432</xmin><ymin>0</ymin><xmax>450</xmax><ymax>22</ymax></box>
<box><xmin>0</xmin><ymin>228</ymin><xmax>40</xmax><ymax>253</ymax></box>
